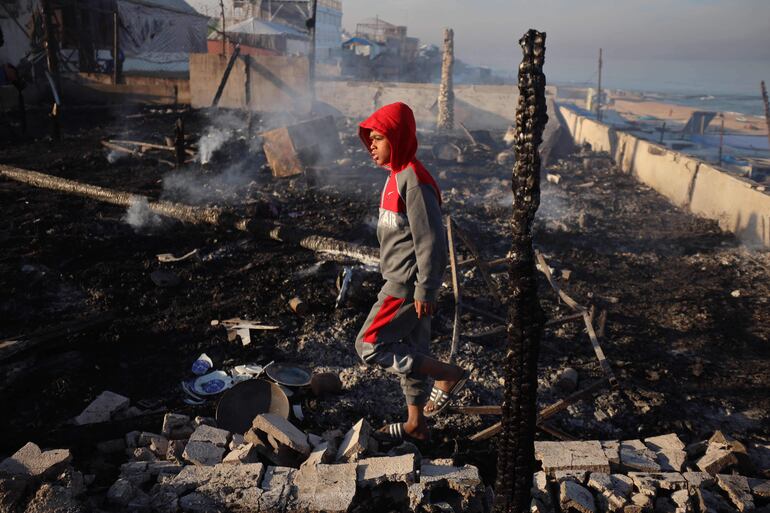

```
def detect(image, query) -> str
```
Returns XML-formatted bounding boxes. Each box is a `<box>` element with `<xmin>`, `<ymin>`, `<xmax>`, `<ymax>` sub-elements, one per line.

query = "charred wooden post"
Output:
<box><xmin>40</xmin><ymin>0</ymin><xmax>60</xmax><ymax>94</ymax></box>
<box><xmin>174</xmin><ymin>118</ymin><xmax>186</xmax><ymax>168</ymax></box>
<box><xmin>494</xmin><ymin>29</ymin><xmax>547</xmax><ymax>513</ymax></box>
<box><xmin>436</xmin><ymin>28</ymin><xmax>455</xmax><ymax>132</ymax></box>
<box><xmin>212</xmin><ymin>44</ymin><xmax>241</xmax><ymax>107</ymax></box>
<box><xmin>762</xmin><ymin>81</ymin><xmax>770</xmax><ymax>155</ymax></box>
<box><xmin>112</xmin><ymin>11</ymin><xmax>121</xmax><ymax>85</ymax></box>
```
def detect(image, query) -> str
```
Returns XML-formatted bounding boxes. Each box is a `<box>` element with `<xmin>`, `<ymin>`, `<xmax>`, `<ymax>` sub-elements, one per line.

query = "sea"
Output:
<box><xmin>543</xmin><ymin>57</ymin><xmax>770</xmax><ymax>118</ymax></box>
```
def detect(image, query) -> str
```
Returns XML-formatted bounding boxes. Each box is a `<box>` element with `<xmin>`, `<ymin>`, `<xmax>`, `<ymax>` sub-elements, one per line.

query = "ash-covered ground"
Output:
<box><xmin>1</xmin><ymin>106</ymin><xmax>769</xmax><ymax>486</ymax></box>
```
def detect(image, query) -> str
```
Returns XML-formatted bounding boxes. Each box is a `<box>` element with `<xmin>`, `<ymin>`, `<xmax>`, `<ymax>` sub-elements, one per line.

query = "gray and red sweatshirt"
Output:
<box><xmin>359</xmin><ymin>102</ymin><xmax>448</xmax><ymax>303</ymax></box>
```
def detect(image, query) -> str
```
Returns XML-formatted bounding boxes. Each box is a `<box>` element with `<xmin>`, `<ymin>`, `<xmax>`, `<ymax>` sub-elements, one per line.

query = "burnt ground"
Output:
<box><xmin>1</xmin><ymin>106</ymin><xmax>769</xmax><ymax>487</ymax></box>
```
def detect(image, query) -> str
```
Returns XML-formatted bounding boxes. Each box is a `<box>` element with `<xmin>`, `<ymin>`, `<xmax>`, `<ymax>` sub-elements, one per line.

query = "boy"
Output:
<box><xmin>354</xmin><ymin>102</ymin><xmax>469</xmax><ymax>443</ymax></box>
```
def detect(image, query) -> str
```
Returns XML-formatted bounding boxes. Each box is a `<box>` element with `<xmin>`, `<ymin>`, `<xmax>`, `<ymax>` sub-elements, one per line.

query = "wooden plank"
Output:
<box><xmin>537</xmin><ymin>421</ymin><xmax>577</xmax><ymax>441</ymax></box>
<box><xmin>544</xmin><ymin>311</ymin><xmax>585</xmax><ymax>327</ymax></box>
<box><xmin>582</xmin><ymin>311</ymin><xmax>618</xmax><ymax>388</ymax></box>
<box><xmin>534</xmin><ymin>250</ymin><xmax>585</xmax><ymax>312</ymax></box>
<box><xmin>446</xmin><ymin>215</ymin><xmax>462</xmax><ymax>364</ymax></box>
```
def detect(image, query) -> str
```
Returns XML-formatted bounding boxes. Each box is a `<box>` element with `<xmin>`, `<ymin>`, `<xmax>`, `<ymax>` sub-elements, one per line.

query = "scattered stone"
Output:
<box><xmin>260</xmin><ymin>466</ymin><xmax>297</xmax><ymax>511</ymax></box>
<box><xmin>620</xmin><ymin>440</ymin><xmax>661</xmax><ymax>472</ymax></box>
<box><xmin>0</xmin><ymin>442</ymin><xmax>72</xmax><ymax>480</ymax></box>
<box><xmin>131</xmin><ymin>446</ymin><xmax>157</xmax><ymax>462</ymax></box>
<box><xmin>546</xmin><ymin>173</ymin><xmax>562</xmax><ymax>185</ymax></box>
<box><xmin>602</xmin><ymin>441</ymin><xmax>621</xmax><ymax>468</ymax></box>
<box><xmin>336</xmin><ymin>418</ymin><xmax>372</xmax><ymax>462</ymax></box>
<box><xmin>356</xmin><ymin>454</ymin><xmax>417</xmax><ymax>487</ymax></box>
<box><xmin>194</xmin><ymin>463</ymin><xmax>265</xmax><ymax>510</ymax></box>
<box><xmin>252</xmin><ymin>414</ymin><xmax>310</xmax><ymax>457</ymax></box>
<box><xmin>697</xmin><ymin>447</ymin><xmax>738</xmax><ymax>475</ymax></box>
<box><xmin>179</xmin><ymin>491</ymin><xmax>217</xmax><ymax>512</ymax></box>
<box><xmin>749</xmin><ymin>478</ymin><xmax>770</xmax><ymax>498</ymax></box>
<box><xmin>245</xmin><ymin>429</ymin><xmax>302</xmax><ymax>468</ymax></box>
<box><xmin>148</xmin><ymin>461</ymin><xmax>183</xmax><ymax>478</ymax></box>
<box><xmin>307</xmin><ymin>433</ymin><xmax>325</xmax><ymax>448</ymax></box>
<box><xmin>716</xmin><ymin>474</ymin><xmax>754</xmax><ymax>512</ymax></box>
<box><xmin>628</xmin><ymin>472</ymin><xmax>687</xmax><ymax>496</ymax></box>
<box><xmin>588</xmin><ymin>473</ymin><xmax>633</xmax><ymax>511</ymax></box>
<box><xmin>531</xmin><ymin>471</ymin><xmax>553</xmax><ymax>509</ymax></box>
<box><xmin>294</xmin><ymin>462</ymin><xmax>357</xmax><ymax>512</ymax></box>
<box><xmin>229</xmin><ymin>433</ymin><xmax>245</xmax><ymax>450</ymax></box>
<box><xmin>655</xmin><ymin>496</ymin><xmax>676</xmax><ymax>513</ymax></box>
<box><xmin>670</xmin><ymin>489</ymin><xmax>691</xmax><ymax>513</ymax></box>
<box><xmin>682</xmin><ymin>472</ymin><xmax>715</xmax><ymax>491</ymax></box>
<box><xmin>685</xmin><ymin>440</ymin><xmax>708</xmax><ymax>459</ymax></box>
<box><xmin>300</xmin><ymin>442</ymin><xmax>329</xmax><ymax>468</ymax></box>
<box><xmin>644</xmin><ymin>433</ymin><xmax>686</xmax><ymax>472</ymax></box>
<box><xmin>149</xmin><ymin>489</ymin><xmax>179</xmax><ymax>513</ymax></box>
<box><xmin>535</xmin><ymin>441</ymin><xmax>611</xmax><ymax>475</ymax></box>
<box><xmin>696</xmin><ymin>486</ymin><xmax>734</xmax><ymax>513</ymax></box>
<box><xmin>167</xmin><ymin>440</ymin><xmax>187</xmax><ymax>464</ymax></box>
<box><xmin>162</xmin><ymin>413</ymin><xmax>193</xmax><ymax>439</ymax></box>
<box><xmin>194</xmin><ymin>416</ymin><xmax>216</xmax><ymax>428</ymax></box>
<box><xmin>748</xmin><ymin>443</ymin><xmax>770</xmax><ymax>477</ymax></box>
<box><xmin>73</xmin><ymin>390</ymin><xmax>130</xmax><ymax>425</ymax></box>
<box><xmin>408</xmin><ymin>464</ymin><xmax>485</xmax><ymax>512</ymax></box>
<box><xmin>107</xmin><ymin>478</ymin><xmax>137</xmax><ymax>507</ymax></box>
<box><xmin>183</xmin><ymin>441</ymin><xmax>226</xmax><ymax>466</ymax></box>
<box><xmin>222</xmin><ymin>443</ymin><xmax>259</xmax><ymax>464</ymax></box>
<box><xmin>188</xmin><ymin>425</ymin><xmax>230</xmax><ymax>448</ymax></box>
<box><xmin>119</xmin><ymin>461</ymin><xmax>152</xmax><ymax>486</ymax></box>
<box><xmin>631</xmin><ymin>492</ymin><xmax>653</xmax><ymax>511</ymax></box>
<box><xmin>555</xmin><ymin>367</ymin><xmax>579</xmax><ymax>393</ymax></box>
<box><xmin>554</xmin><ymin>470</ymin><xmax>588</xmax><ymax>484</ymax></box>
<box><xmin>560</xmin><ymin>479</ymin><xmax>596</xmax><ymax>513</ymax></box>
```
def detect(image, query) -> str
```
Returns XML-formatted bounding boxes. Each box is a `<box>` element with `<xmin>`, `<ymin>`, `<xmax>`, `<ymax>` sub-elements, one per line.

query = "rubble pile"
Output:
<box><xmin>0</xmin><ymin>412</ymin><xmax>487</xmax><ymax>512</ymax></box>
<box><xmin>530</xmin><ymin>432</ymin><xmax>770</xmax><ymax>513</ymax></box>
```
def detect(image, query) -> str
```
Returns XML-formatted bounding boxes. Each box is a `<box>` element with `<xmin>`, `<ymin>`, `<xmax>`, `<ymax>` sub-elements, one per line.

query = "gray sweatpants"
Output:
<box><xmin>354</xmin><ymin>288</ymin><xmax>432</xmax><ymax>406</ymax></box>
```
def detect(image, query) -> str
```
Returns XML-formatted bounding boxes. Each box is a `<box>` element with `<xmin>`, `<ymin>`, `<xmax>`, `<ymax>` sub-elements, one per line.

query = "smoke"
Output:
<box><xmin>162</xmin><ymin>161</ymin><xmax>259</xmax><ymax>206</ymax></box>
<box><xmin>107</xmin><ymin>150</ymin><xmax>126</xmax><ymax>164</ymax></box>
<box><xmin>199</xmin><ymin>129</ymin><xmax>232</xmax><ymax>165</ymax></box>
<box><xmin>197</xmin><ymin>110</ymin><xmax>246</xmax><ymax>165</ymax></box>
<box><xmin>124</xmin><ymin>196</ymin><xmax>162</xmax><ymax>230</ymax></box>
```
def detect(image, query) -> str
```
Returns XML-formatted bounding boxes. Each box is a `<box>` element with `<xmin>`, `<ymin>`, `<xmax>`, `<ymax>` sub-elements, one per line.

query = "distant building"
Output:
<box><xmin>342</xmin><ymin>16</ymin><xmax>419</xmax><ymax>81</ymax></box>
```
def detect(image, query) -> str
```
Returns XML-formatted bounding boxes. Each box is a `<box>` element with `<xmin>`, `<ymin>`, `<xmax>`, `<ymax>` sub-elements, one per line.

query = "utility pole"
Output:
<box><xmin>597</xmin><ymin>48</ymin><xmax>603</xmax><ymax>121</ymax></box>
<box><xmin>436</xmin><ymin>27</ymin><xmax>455</xmax><ymax>132</ymax></box>
<box><xmin>307</xmin><ymin>0</ymin><xmax>318</xmax><ymax>106</ymax></box>
<box><xmin>220</xmin><ymin>0</ymin><xmax>226</xmax><ymax>57</ymax></box>
<box><xmin>40</xmin><ymin>0</ymin><xmax>60</xmax><ymax>93</ymax></box>
<box><xmin>762</xmin><ymin>81</ymin><xmax>770</xmax><ymax>155</ymax></box>
<box><xmin>494</xmin><ymin>29</ymin><xmax>547</xmax><ymax>513</ymax></box>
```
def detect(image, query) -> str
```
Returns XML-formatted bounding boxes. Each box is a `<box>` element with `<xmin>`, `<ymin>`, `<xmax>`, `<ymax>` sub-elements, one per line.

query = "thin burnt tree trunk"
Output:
<box><xmin>494</xmin><ymin>29</ymin><xmax>548</xmax><ymax>513</ymax></box>
<box><xmin>436</xmin><ymin>28</ymin><xmax>455</xmax><ymax>132</ymax></box>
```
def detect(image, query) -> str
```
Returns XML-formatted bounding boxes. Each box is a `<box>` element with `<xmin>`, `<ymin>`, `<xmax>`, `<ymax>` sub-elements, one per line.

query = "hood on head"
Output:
<box><xmin>359</xmin><ymin>102</ymin><xmax>417</xmax><ymax>172</ymax></box>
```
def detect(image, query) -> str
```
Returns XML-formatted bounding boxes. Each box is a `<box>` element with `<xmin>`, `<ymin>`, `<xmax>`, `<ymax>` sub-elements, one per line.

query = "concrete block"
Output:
<box><xmin>147</xmin><ymin>461</ymin><xmax>183</xmax><ymax>478</ymax></box>
<box><xmin>697</xmin><ymin>447</ymin><xmax>738</xmax><ymax>475</ymax></box>
<box><xmin>167</xmin><ymin>465</ymin><xmax>215</xmax><ymax>496</ymax></box>
<box><xmin>716</xmin><ymin>474</ymin><xmax>754</xmax><ymax>512</ymax></box>
<box><xmin>630</xmin><ymin>492</ymin><xmax>653</xmax><ymax>511</ymax></box>
<box><xmin>188</xmin><ymin>425</ymin><xmax>230</xmax><ymax>447</ymax></box>
<box><xmin>696</xmin><ymin>486</ymin><xmax>734</xmax><ymax>513</ymax></box>
<box><xmin>620</xmin><ymin>440</ymin><xmax>661</xmax><ymax>472</ymax></box>
<box><xmin>183</xmin><ymin>441</ymin><xmax>226</xmax><ymax>466</ymax></box>
<box><xmin>131</xmin><ymin>446</ymin><xmax>157</xmax><ymax>462</ymax></box>
<box><xmin>408</xmin><ymin>464</ymin><xmax>485</xmax><ymax>512</ymax></box>
<box><xmin>628</xmin><ymin>472</ymin><xmax>687</xmax><ymax>496</ymax></box>
<box><xmin>682</xmin><ymin>472</ymin><xmax>715</xmax><ymax>491</ymax></box>
<box><xmin>655</xmin><ymin>496</ymin><xmax>676</xmax><ymax>513</ymax></box>
<box><xmin>194</xmin><ymin>463</ymin><xmax>265</xmax><ymax>510</ymax></box>
<box><xmin>167</xmin><ymin>439</ymin><xmax>187</xmax><ymax>464</ymax></box>
<box><xmin>356</xmin><ymin>454</ymin><xmax>417</xmax><ymax>487</ymax></box>
<box><xmin>670</xmin><ymin>489</ymin><xmax>691</xmax><ymax>513</ymax></box>
<box><xmin>119</xmin><ymin>461</ymin><xmax>152</xmax><ymax>486</ymax></box>
<box><xmin>125</xmin><ymin>430</ymin><xmax>141</xmax><ymax>448</ymax></box>
<box><xmin>0</xmin><ymin>442</ymin><xmax>72</xmax><ymax>480</ymax></box>
<box><xmin>601</xmin><ymin>441</ymin><xmax>621</xmax><ymax>467</ymax></box>
<box><xmin>535</xmin><ymin>441</ymin><xmax>611</xmax><ymax>475</ymax></box>
<box><xmin>25</xmin><ymin>482</ymin><xmax>87</xmax><ymax>513</ymax></box>
<box><xmin>294</xmin><ymin>462</ymin><xmax>357</xmax><ymax>512</ymax></box>
<box><xmin>149</xmin><ymin>489</ymin><xmax>179</xmax><ymax>513</ymax></box>
<box><xmin>644</xmin><ymin>433</ymin><xmax>686</xmax><ymax>472</ymax></box>
<box><xmin>245</xmin><ymin>428</ymin><xmax>302</xmax><ymax>467</ymax></box>
<box><xmin>161</xmin><ymin>413</ymin><xmax>193</xmax><ymax>439</ymax></box>
<box><xmin>229</xmin><ymin>433</ymin><xmax>245</xmax><ymax>451</ymax></box>
<box><xmin>559</xmin><ymin>480</ymin><xmax>596</xmax><ymax>513</ymax></box>
<box><xmin>749</xmin><ymin>478</ymin><xmax>770</xmax><ymax>498</ymax></box>
<box><xmin>222</xmin><ymin>443</ymin><xmax>259</xmax><ymax>464</ymax></box>
<box><xmin>252</xmin><ymin>414</ymin><xmax>310</xmax><ymax>456</ymax></box>
<box><xmin>259</xmin><ymin>466</ymin><xmax>297</xmax><ymax>512</ymax></box>
<box><xmin>336</xmin><ymin>418</ymin><xmax>372</xmax><ymax>462</ymax></box>
<box><xmin>532</xmin><ymin>471</ymin><xmax>553</xmax><ymax>508</ymax></box>
<box><xmin>554</xmin><ymin>470</ymin><xmax>588</xmax><ymax>484</ymax></box>
<box><xmin>73</xmin><ymin>390</ymin><xmax>130</xmax><ymax>425</ymax></box>
<box><xmin>179</xmin><ymin>491</ymin><xmax>217</xmax><ymax>512</ymax></box>
<box><xmin>588</xmin><ymin>473</ymin><xmax>633</xmax><ymax>511</ymax></box>
<box><xmin>300</xmin><ymin>442</ymin><xmax>329</xmax><ymax>468</ymax></box>
<box><xmin>106</xmin><ymin>478</ymin><xmax>137</xmax><ymax>507</ymax></box>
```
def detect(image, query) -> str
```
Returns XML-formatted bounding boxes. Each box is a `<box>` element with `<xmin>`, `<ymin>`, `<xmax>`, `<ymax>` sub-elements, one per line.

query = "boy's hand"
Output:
<box><xmin>415</xmin><ymin>300</ymin><xmax>437</xmax><ymax>319</ymax></box>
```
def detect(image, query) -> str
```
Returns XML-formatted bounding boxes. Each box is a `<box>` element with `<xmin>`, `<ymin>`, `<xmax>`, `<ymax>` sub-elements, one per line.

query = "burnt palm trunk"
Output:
<box><xmin>436</xmin><ymin>28</ymin><xmax>455</xmax><ymax>132</ymax></box>
<box><xmin>494</xmin><ymin>29</ymin><xmax>547</xmax><ymax>513</ymax></box>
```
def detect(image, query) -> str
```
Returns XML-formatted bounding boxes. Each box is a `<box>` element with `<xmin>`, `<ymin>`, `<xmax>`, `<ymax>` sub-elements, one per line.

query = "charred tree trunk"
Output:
<box><xmin>761</xmin><ymin>81</ymin><xmax>770</xmax><ymax>154</ymax></box>
<box><xmin>436</xmin><ymin>28</ymin><xmax>455</xmax><ymax>132</ymax></box>
<box><xmin>0</xmin><ymin>165</ymin><xmax>378</xmax><ymax>266</ymax></box>
<box><xmin>494</xmin><ymin>29</ymin><xmax>547</xmax><ymax>513</ymax></box>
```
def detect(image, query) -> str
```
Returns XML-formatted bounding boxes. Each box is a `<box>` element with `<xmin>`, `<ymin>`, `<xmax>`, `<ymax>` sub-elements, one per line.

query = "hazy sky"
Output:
<box><xmin>342</xmin><ymin>0</ymin><xmax>770</xmax><ymax>71</ymax></box>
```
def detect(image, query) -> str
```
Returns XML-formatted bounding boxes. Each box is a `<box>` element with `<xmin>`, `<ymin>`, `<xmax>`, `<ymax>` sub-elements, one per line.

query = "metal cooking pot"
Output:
<box><xmin>215</xmin><ymin>379</ymin><xmax>290</xmax><ymax>434</ymax></box>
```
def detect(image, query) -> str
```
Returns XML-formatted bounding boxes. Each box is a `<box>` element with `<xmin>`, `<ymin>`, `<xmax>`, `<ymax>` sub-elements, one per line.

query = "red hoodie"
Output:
<box><xmin>358</xmin><ymin>102</ymin><xmax>447</xmax><ymax>302</ymax></box>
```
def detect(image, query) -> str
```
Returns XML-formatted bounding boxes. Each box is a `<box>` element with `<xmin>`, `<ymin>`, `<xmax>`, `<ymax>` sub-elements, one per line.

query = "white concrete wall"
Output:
<box><xmin>560</xmin><ymin>105</ymin><xmax>770</xmax><ymax>249</ymax></box>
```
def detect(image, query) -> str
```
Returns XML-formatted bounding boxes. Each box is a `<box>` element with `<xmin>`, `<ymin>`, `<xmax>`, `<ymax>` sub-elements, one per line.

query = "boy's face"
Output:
<box><xmin>368</xmin><ymin>129</ymin><xmax>391</xmax><ymax>167</ymax></box>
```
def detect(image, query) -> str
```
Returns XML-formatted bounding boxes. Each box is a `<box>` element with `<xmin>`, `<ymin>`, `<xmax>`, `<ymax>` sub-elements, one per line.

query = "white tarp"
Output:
<box><xmin>116</xmin><ymin>0</ymin><xmax>207</xmax><ymax>56</ymax></box>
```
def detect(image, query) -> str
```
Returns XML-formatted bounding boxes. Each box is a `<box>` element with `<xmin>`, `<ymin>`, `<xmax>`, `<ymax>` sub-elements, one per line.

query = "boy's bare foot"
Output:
<box><xmin>424</xmin><ymin>366</ymin><xmax>466</xmax><ymax>415</ymax></box>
